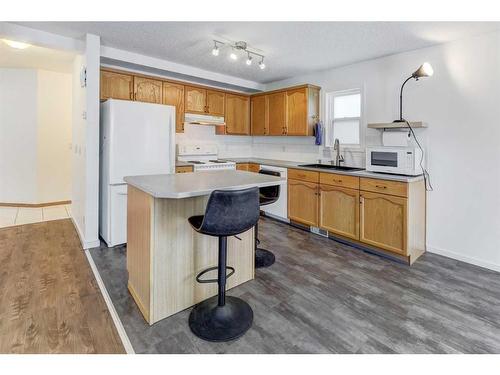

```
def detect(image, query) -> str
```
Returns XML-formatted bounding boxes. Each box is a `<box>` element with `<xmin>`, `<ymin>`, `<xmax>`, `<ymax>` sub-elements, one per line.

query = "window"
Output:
<box><xmin>326</xmin><ymin>89</ymin><xmax>362</xmax><ymax>147</ymax></box>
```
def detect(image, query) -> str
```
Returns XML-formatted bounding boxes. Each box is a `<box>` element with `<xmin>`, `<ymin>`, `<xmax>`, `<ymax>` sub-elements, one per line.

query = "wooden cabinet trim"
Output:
<box><xmin>251</xmin><ymin>83</ymin><xmax>321</xmax><ymax>97</ymax></box>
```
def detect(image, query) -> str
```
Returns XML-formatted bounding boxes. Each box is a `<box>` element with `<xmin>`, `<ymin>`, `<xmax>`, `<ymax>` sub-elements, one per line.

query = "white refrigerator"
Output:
<box><xmin>100</xmin><ymin>99</ymin><xmax>175</xmax><ymax>247</ymax></box>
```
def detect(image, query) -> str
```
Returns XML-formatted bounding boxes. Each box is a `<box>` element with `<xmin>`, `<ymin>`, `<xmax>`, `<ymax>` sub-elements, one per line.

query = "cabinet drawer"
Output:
<box><xmin>320</xmin><ymin>173</ymin><xmax>359</xmax><ymax>189</ymax></box>
<box><xmin>248</xmin><ymin>163</ymin><xmax>260</xmax><ymax>173</ymax></box>
<box><xmin>175</xmin><ymin>166</ymin><xmax>193</xmax><ymax>173</ymax></box>
<box><xmin>360</xmin><ymin>178</ymin><xmax>408</xmax><ymax>198</ymax></box>
<box><xmin>288</xmin><ymin>168</ymin><xmax>319</xmax><ymax>183</ymax></box>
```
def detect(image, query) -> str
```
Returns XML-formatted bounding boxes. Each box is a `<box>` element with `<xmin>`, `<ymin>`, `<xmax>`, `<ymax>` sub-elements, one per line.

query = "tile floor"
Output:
<box><xmin>0</xmin><ymin>204</ymin><xmax>71</xmax><ymax>228</ymax></box>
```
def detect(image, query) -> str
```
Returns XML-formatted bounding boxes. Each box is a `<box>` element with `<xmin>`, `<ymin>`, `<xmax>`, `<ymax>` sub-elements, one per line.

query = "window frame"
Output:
<box><xmin>325</xmin><ymin>87</ymin><xmax>365</xmax><ymax>150</ymax></box>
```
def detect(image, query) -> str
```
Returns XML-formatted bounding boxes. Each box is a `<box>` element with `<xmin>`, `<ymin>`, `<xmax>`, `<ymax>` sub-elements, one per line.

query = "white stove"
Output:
<box><xmin>177</xmin><ymin>144</ymin><xmax>236</xmax><ymax>171</ymax></box>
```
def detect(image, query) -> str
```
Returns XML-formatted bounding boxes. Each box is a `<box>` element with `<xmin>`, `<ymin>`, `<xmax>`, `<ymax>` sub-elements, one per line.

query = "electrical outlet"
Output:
<box><xmin>82</xmin><ymin>111</ymin><xmax>87</xmax><ymax>120</ymax></box>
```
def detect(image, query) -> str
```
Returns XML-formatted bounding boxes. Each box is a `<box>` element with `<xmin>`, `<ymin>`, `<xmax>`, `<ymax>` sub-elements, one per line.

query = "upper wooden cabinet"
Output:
<box><xmin>163</xmin><ymin>82</ymin><xmax>185</xmax><ymax>133</ymax></box>
<box><xmin>100</xmin><ymin>70</ymin><xmax>134</xmax><ymax>101</ymax></box>
<box><xmin>251</xmin><ymin>95</ymin><xmax>268</xmax><ymax>136</ymax></box>
<box><xmin>267</xmin><ymin>92</ymin><xmax>287</xmax><ymax>136</ymax></box>
<box><xmin>225</xmin><ymin>94</ymin><xmax>250</xmax><ymax>135</ymax></box>
<box><xmin>206</xmin><ymin>90</ymin><xmax>225</xmax><ymax>116</ymax></box>
<box><xmin>134</xmin><ymin>77</ymin><xmax>163</xmax><ymax>104</ymax></box>
<box><xmin>251</xmin><ymin>84</ymin><xmax>320</xmax><ymax>136</ymax></box>
<box><xmin>185</xmin><ymin>86</ymin><xmax>225</xmax><ymax>116</ymax></box>
<box><xmin>185</xmin><ymin>86</ymin><xmax>206</xmax><ymax>114</ymax></box>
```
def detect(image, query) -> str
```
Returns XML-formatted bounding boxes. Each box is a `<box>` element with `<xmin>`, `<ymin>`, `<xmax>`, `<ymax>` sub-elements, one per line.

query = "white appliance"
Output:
<box><xmin>184</xmin><ymin>113</ymin><xmax>225</xmax><ymax>126</ymax></box>
<box><xmin>100</xmin><ymin>99</ymin><xmax>175</xmax><ymax>247</ymax></box>
<box><xmin>366</xmin><ymin>146</ymin><xmax>423</xmax><ymax>176</ymax></box>
<box><xmin>259</xmin><ymin>165</ymin><xmax>289</xmax><ymax>222</ymax></box>
<box><xmin>177</xmin><ymin>144</ymin><xmax>236</xmax><ymax>171</ymax></box>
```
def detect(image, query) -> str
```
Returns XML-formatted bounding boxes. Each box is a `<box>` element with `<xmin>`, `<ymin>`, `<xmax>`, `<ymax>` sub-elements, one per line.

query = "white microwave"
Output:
<box><xmin>366</xmin><ymin>146</ymin><xmax>423</xmax><ymax>176</ymax></box>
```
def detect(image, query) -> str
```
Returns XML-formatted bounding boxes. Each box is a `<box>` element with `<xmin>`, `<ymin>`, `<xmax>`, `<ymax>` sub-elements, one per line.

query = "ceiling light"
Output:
<box><xmin>229</xmin><ymin>49</ymin><xmax>238</xmax><ymax>61</ymax></box>
<box><xmin>259</xmin><ymin>59</ymin><xmax>266</xmax><ymax>70</ymax></box>
<box><xmin>3</xmin><ymin>39</ymin><xmax>31</xmax><ymax>49</ymax></box>
<box><xmin>209</xmin><ymin>39</ymin><xmax>266</xmax><ymax>70</ymax></box>
<box><xmin>211</xmin><ymin>41</ymin><xmax>219</xmax><ymax>56</ymax></box>
<box><xmin>246</xmin><ymin>53</ymin><xmax>252</xmax><ymax>66</ymax></box>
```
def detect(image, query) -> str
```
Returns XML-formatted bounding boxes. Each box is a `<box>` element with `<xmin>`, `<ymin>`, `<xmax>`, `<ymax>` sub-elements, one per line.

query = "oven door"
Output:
<box><xmin>367</xmin><ymin>149</ymin><xmax>402</xmax><ymax>173</ymax></box>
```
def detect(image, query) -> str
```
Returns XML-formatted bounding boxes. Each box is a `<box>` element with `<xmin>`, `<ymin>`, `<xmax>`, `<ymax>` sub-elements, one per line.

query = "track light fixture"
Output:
<box><xmin>210</xmin><ymin>39</ymin><xmax>266</xmax><ymax>70</ymax></box>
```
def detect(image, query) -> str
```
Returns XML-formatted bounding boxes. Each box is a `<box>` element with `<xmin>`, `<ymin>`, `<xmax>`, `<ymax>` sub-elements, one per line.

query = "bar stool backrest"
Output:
<box><xmin>199</xmin><ymin>187</ymin><xmax>260</xmax><ymax>237</ymax></box>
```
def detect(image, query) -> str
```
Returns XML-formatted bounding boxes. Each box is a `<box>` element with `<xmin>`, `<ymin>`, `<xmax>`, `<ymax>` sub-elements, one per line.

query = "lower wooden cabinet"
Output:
<box><xmin>319</xmin><ymin>185</ymin><xmax>359</xmax><ymax>240</ymax></box>
<box><xmin>288</xmin><ymin>179</ymin><xmax>319</xmax><ymax>226</ymax></box>
<box><xmin>175</xmin><ymin>166</ymin><xmax>193</xmax><ymax>173</ymax></box>
<box><xmin>236</xmin><ymin>163</ymin><xmax>260</xmax><ymax>172</ymax></box>
<box><xmin>359</xmin><ymin>191</ymin><xmax>407</xmax><ymax>255</ymax></box>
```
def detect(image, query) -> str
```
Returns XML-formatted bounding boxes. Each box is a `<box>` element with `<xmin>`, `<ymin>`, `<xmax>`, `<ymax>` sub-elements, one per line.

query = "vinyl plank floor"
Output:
<box><xmin>89</xmin><ymin>217</ymin><xmax>500</xmax><ymax>354</ymax></box>
<box><xmin>0</xmin><ymin>220</ymin><xmax>125</xmax><ymax>354</ymax></box>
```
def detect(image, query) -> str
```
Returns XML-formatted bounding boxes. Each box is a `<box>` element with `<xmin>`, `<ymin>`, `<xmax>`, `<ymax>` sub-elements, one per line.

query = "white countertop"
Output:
<box><xmin>124</xmin><ymin>170</ymin><xmax>285</xmax><ymax>199</ymax></box>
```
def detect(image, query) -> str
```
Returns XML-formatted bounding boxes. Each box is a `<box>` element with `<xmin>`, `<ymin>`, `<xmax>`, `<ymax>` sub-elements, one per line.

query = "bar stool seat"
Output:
<box><xmin>188</xmin><ymin>187</ymin><xmax>260</xmax><ymax>342</ymax></box>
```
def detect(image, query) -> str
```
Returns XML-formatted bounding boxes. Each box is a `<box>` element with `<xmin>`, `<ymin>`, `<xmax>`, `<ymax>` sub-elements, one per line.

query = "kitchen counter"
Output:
<box><xmin>124</xmin><ymin>170</ymin><xmax>283</xmax><ymax>324</ymax></box>
<box><xmin>219</xmin><ymin>157</ymin><xmax>424</xmax><ymax>183</ymax></box>
<box><xmin>124</xmin><ymin>170</ymin><xmax>285</xmax><ymax>199</ymax></box>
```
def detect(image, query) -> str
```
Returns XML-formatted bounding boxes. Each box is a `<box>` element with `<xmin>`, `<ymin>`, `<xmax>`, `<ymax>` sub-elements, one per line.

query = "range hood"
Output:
<box><xmin>184</xmin><ymin>113</ymin><xmax>225</xmax><ymax>126</ymax></box>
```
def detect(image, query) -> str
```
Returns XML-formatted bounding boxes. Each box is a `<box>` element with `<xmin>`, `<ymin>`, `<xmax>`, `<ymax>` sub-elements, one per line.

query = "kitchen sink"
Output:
<box><xmin>298</xmin><ymin>164</ymin><xmax>364</xmax><ymax>172</ymax></box>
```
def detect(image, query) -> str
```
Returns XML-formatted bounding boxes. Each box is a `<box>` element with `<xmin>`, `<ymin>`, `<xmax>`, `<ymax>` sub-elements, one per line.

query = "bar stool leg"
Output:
<box><xmin>255</xmin><ymin>220</ymin><xmax>276</xmax><ymax>269</ymax></box>
<box><xmin>188</xmin><ymin>235</ymin><xmax>254</xmax><ymax>342</ymax></box>
<box><xmin>218</xmin><ymin>236</ymin><xmax>227</xmax><ymax>307</ymax></box>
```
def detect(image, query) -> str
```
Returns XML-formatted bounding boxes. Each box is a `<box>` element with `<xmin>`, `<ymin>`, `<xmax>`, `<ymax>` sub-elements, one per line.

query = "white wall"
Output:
<box><xmin>0</xmin><ymin>69</ymin><xmax>38</xmax><ymax>203</ymax></box>
<box><xmin>265</xmin><ymin>30</ymin><xmax>500</xmax><ymax>271</ymax></box>
<box><xmin>37</xmin><ymin>69</ymin><xmax>72</xmax><ymax>203</ymax></box>
<box><xmin>0</xmin><ymin>68</ymin><xmax>72</xmax><ymax>204</ymax></box>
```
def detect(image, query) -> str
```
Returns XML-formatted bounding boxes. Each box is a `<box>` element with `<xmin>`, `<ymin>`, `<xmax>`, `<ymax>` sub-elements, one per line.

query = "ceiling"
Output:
<box><xmin>14</xmin><ymin>22</ymin><xmax>500</xmax><ymax>83</ymax></box>
<box><xmin>0</xmin><ymin>39</ymin><xmax>75</xmax><ymax>73</ymax></box>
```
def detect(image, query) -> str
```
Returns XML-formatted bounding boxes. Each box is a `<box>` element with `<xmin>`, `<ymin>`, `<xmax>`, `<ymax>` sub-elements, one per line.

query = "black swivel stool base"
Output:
<box><xmin>189</xmin><ymin>295</ymin><xmax>253</xmax><ymax>342</ymax></box>
<box><xmin>255</xmin><ymin>248</ymin><xmax>276</xmax><ymax>268</ymax></box>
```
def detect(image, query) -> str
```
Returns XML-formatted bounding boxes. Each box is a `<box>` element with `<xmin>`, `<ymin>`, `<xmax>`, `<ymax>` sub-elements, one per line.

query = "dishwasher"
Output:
<box><xmin>258</xmin><ymin>165</ymin><xmax>289</xmax><ymax>222</ymax></box>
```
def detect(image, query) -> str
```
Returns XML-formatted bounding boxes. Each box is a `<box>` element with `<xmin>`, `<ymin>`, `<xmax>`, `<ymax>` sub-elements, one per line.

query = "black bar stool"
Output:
<box><xmin>188</xmin><ymin>187</ymin><xmax>260</xmax><ymax>342</ymax></box>
<box><xmin>255</xmin><ymin>170</ymin><xmax>280</xmax><ymax>268</ymax></box>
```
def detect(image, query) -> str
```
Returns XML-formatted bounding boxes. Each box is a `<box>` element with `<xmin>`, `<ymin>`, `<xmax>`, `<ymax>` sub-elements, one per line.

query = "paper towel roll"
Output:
<box><xmin>382</xmin><ymin>131</ymin><xmax>410</xmax><ymax>147</ymax></box>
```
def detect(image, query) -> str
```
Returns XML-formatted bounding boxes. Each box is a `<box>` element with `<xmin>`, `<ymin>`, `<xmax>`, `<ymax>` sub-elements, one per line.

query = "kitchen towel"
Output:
<box><xmin>314</xmin><ymin>121</ymin><xmax>323</xmax><ymax>145</ymax></box>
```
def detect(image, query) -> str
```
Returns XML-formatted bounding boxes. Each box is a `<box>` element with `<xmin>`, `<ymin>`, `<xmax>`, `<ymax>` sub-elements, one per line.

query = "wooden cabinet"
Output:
<box><xmin>359</xmin><ymin>191</ymin><xmax>407</xmax><ymax>255</ymax></box>
<box><xmin>185</xmin><ymin>86</ymin><xmax>225</xmax><ymax>116</ymax></box>
<box><xmin>319</xmin><ymin>185</ymin><xmax>359</xmax><ymax>240</ymax></box>
<box><xmin>134</xmin><ymin>77</ymin><xmax>162</xmax><ymax>104</ymax></box>
<box><xmin>175</xmin><ymin>166</ymin><xmax>193</xmax><ymax>173</ymax></box>
<box><xmin>184</xmin><ymin>86</ymin><xmax>206</xmax><ymax>114</ymax></box>
<box><xmin>267</xmin><ymin>92</ymin><xmax>287</xmax><ymax>135</ymax></box>
<box><xmin>226</xmin><ymin>94</ymin><xmax>250</xmax><ymax>135</ymax></box>
<box><xmin>206</xmin><ymin>90</ymin><xmax>225</xmax><ymax>116</ymax></box>
<box><xmin>163</xmin><ymin>82</ymin><xmax>185</xmax><ymax>133</ymax></box>
<box><xmin>100</xmin><ymin>70</ymin><xmax>133</xmax><ymax>100</ymax></box>
<box><xmin>236</xmin><ymin>163</ymin><xmax>260</xmax><ymax>172</ymax></box>
<box><xmin>288</xmin><ymin>179</ymin><xmax>319</xmax><ymax>226</ymax></box>
<box><xmin>286</xmin><ymin>170</ymin><xmax>426</xmax><ymax>264</ymax></box>
<box><xmin>251</xmin><ymin>95</ymin><xmax>268</xmax><ymax>135</ymax></box>
<box><xmin>251</xmin><ymin>85</ymin><xmax>320</xmax><ymax>136</ymax></box>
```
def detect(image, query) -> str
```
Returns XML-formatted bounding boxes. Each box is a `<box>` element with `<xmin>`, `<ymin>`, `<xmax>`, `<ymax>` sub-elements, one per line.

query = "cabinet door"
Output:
<box><xmin>185</xmin><ymin>86</ymin><xmax>207</xmax><ymax>114</ymax></box>
<box><xmin>163</xmin><ymin>82</ymin><xmax>185</xmax><ymax>133</ymax></box>
<box><xmin>206</xmin><ymin>90</ymin><xmax>225</xmax><ymax>116</ymax></box>
<box><xmin>286</xmin><ymin>87</ymin><xmax>308</xmax><ymax>135</ymax></box>
<box><xmin>251</xmin><ymin>95</ymin><xmax>268</xmax><ymax>135</ymax></box>
<box><xmin>319</xmin><ymin>185</ymin><xmax>359</xmax><ymax>240</ymax></box>
<box><xmin>288</xmin><ymin>179</ymin><xmax>318</xmax><ymax>226</ymax></box>
<box><xmin>100</xmin><ymin>70</ymin><xmax>134</xmax><ymax>100</ymax></box>
<box><xmin>236</xmin><ymin>163</ymin><xmax>249</xmax><ymax>171</ymax></box>
<box><xmin>134</xmin><ymin>77</ymin><xmax>162</xmax><ymax>104</ymax></box>
<box><xmin>225</xmin><ymin>94</ymin><xmax>250</xmax><ymax>135</ymax></box>
<box><xmin>359</xmin><ymin>191</ymin><xmax>407</xmax><ymax>255</ymax></box>
<box><xmin>268</xmin><ymin>92</ymin><xmax>287</xmax><ymax>135</ymax></box>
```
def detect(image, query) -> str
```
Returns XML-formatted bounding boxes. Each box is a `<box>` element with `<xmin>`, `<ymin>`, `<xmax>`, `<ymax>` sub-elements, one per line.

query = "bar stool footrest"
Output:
<box><xmin>196</xmin><ymin>266</ymin><xmax>235</xmax><ymax>284</ymax></box>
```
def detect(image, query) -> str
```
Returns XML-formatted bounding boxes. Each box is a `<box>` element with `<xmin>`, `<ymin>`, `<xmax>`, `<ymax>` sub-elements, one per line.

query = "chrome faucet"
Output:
<box><xmin>333</xmin><ymin>138</ymin><xmax>345</xmax><ymax>166</ymax></box>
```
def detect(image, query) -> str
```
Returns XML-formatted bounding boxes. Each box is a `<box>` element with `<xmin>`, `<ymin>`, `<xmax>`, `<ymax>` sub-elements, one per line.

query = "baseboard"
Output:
<box><xmin>85</xmin><ymin>250</ymin><xmax>135</xmax><ymax>354</ymax></box>
<box><xmin>0</xmin><ymin>200</ymin><xmax>71</xmax><ymax>208</ymax></box>
<box><xmin>70</xmin><ymin>216</ymin><xmax>100</xmax><ymax>250</ymax></box>
<box><xmin>427</xmin><ymin>245</ymin><xmax>500</xmax><ymax>273</ymax></box>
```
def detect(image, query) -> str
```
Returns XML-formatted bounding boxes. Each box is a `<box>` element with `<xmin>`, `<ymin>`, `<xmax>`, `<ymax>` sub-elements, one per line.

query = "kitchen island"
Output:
<box><xmin>124</xmin><ymin>170</ymin><xmax>284</xmax><ymax>325</ymax></box>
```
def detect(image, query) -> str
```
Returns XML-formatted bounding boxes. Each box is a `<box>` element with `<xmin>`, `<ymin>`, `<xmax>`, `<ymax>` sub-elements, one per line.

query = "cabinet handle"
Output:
<box><xmin>134</xmin><ymin>92</ymin><xmax>137</xmax><ymax>100</ymax></box>
<box><xmin>375</xmin><ymin>185</ymin><xmax>387</xmax><ymax>189</ymax></box>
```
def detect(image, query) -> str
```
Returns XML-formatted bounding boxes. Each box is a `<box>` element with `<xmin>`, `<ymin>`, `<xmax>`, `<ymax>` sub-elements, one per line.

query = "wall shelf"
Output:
<box><xmin>368</xmin><ymin>121</ymin><xmax>427</xmax><ymax>129</ymax></box>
